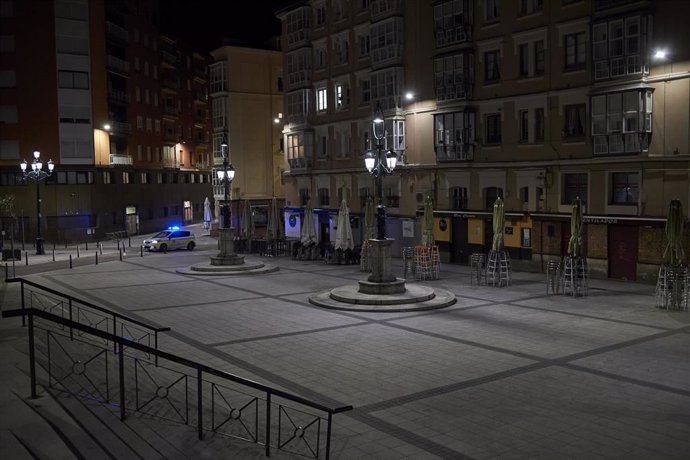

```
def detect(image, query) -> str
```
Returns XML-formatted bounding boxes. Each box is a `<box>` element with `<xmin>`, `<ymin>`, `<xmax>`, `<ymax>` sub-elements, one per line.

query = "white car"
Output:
<box><xmin>143</xmin><ymin>227</ymin><xmax>196</xmax><ymax>252</ymax></box>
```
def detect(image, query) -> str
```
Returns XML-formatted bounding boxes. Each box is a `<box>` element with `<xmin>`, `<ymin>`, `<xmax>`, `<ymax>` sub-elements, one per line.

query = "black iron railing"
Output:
<box><xmin>7</xmin><ymin>278</ymin><xmax>170</xmax><ymax>364</ymax></box>
<box><xmin>3</xmin><ymin>307</ymin><xmax>352</xmax><ymax>459</ymax></box>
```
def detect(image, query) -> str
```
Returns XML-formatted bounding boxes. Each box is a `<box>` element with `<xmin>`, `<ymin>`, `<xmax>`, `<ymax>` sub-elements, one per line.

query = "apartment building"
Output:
<box><xmin>277</xmin><ymin>0</ymin><xmax>689</xmax><ymax>281</ymax></box>
<box><xmin>0</xmin><ymin>0</ymin><xmax>212</xmax><ymax>243</ymax></box>
<box><xmin>208</xmin><ymin>44</ymin><xmax>284</xmax><ymax>232</ymax></box>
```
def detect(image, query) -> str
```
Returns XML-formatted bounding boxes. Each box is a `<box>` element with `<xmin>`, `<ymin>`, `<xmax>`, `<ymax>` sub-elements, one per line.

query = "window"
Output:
<box><xmin>370</xmin><ymin>17</ymin><xmax>403</xmax><ymax>66</ymax></box>
<box><xmin>57</xmin><ymin>70</ymin><xmax>89</xmax><ymax>89</ymax></box>
<box><xmin>360</xmin><ymin>77</ymin><xmax>371</xmax><ymax>105</ymax></box>
<box><xmin>484</xmin><ymin>51</ymin><xmax>500</xmax><ymax>83</ymax></box>
<box><xmin>593</xmin><ymin>15</ymin><xmax>643</xmax><ymax>80</ymax></box>
<box><xmin>122</xmin><ymin>171</ymin><xmax>132</xmax><ymax>184</ymax></box>
<box><xmin>485</xmin><ymin>114</ymin><xmax>501</xmax><ymax>144</ymax></box>
<box><xmin>565</xmin><ymin>32</ymin><xmax>586</xmax><ymax>70</ymax></box>
<box><xmin>484</xmin><ymin>187</ymin><xmax>503</xmax><ymax>209</ymax></box>
<box><xmin>335</xmin><ymin>82</ymin><xmax>349</xmax><ymax>109</ymax></box>
<box><xmin>315</xmin><ymin>5</ymin><xmax>326</xmax><ymax>26</ymax></box>
<box><xmin>450</xmin><ymin>187</ymin><xmax>468</xmax><ymax>210</ymax></box>
<box><xmin>316</xmin><ymin>87</ymin><xmax>327</xmax><ymax>112</ymax></box>
<box><xmin>592</xmin><ymin>90</ymin><xmax>652</xmax><ymax>154</ymax></box>
<box><xmin>209</xmin><ymin>62</ymin><xmax>227</xmax><ymax>93</ymax></box>
<box><xmin>333</xmin><ymin>34</ymin><xmax>349</xmax><ymax>65</ymax></box>
<box><xmin>610</xmin><ymin>172</ymin><xmax>638</xmax><ymax>204</ymax></box>
<box><xmin>103</xmin><ymin>171</ymin><xmax>114</xmax><ymax>184</ymax></box>
<box><xmin>535</xmin><ymin>108</ymin><xmax>545</xmax><ymax>142</ymax></box>
<box><xmin>0</xmin><ymin>34</ymin><xmax>14</xmax><ymax>53</ymax></box>
<box><xmin>485</xmin><ymin>0</ymin><xmax>499</xmax><ymax>21</ymax></box>
<box><xmin>433</xmin><ymin>0</ymin><xmax>470</xmax><ymax>48</ymax></box>
<box><xmin>136</xmin><ymin>116</ymin><xmax>143</xmax><ymax>129</ymax></box>
<box><xmin>370</xmin><ymin>67</ymin><xmax>403</xmax><ymax>110</ymax></box>
<box><xmin>359</xmin><ymin>33</ymin><xmax>370</xmax><ymax>57</ymax></box>
<box><xmin>563</xmin><ymin>104</ymin><xmax>585</xmax><ymax>139</ymax></box>
<box><xmin>434</xmin><ymin>53</ymin><xmax>470</xmax><ymax>101</ymax></box>
<box><xmin>0</xmin><ymin>105</ymin><xmax>17</xmax><ymax>123</ymax></box>
<box><xmin>519</xmin><ymin>0</ymin><xmax>543</xmax><ymax>16</ymax></box>
<box><xmin>314</xmin><ymin>44</ymin><xmax>326</xmax><ymax>69</ymax></box>
<box><xmin>563</xmin><ymin>173</ymin><xmax>587</xmax><ymax>204</ymax></box>
<box><xmin>519</xmin><ymin>44</ymin><xmax>529</xmax><ymax>77</ymax></box>
<box><xmin>519</xmin><ymin>110</ymin><xmax>529</xmax><ymax>142</ymax></box>
<box><xmin>534</xmin><ymin>40</ymin><xmax>545</xmax><ymax>75</ymax></box>
<box><xmin>299</xmin><ymin>188</ymin><xmax>310</xmax><ymax>206</ymax></box>
<box><xmin>318</xmin><ymin>187</ymin><xmax>329</xmax><ymax>206</ymax></box>
<box><xmin>212</xmin><ymin>97</ymin><xmax>226</xmax><ymax>130</ymax></box>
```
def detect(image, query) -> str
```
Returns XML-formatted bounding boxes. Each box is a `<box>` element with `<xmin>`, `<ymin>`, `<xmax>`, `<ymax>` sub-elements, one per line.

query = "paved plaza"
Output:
<box><xmin>1</xmin><ymin>229</ymin><xmax>690</xmax><ymax>459</ymax></box>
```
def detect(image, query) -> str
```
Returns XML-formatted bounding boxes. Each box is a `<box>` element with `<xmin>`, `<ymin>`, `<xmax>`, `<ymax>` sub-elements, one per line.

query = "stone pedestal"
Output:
<box><xmin>210</xmin><ymin>227</ymin><xmax>245</xmax><ymax>266</ymax></box>
<box><xmin>359</xmin><ymin>238</ymin><xmax>405</xmax><ymax>295</ymax></box>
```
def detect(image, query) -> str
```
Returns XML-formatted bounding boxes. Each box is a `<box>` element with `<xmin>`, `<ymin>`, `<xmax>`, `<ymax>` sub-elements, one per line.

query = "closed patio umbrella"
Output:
<box><xmin>491</xmin><ymin>197</ymin><xmax>505</xmax><ymax>251</ymax></box>
<box><xmin>364</xmin><ymin>196</ymin><xmax>375</xmax><ymax>241</ymax></box>
<box><xmin>203</xmin><ymin>197</ymin><xmax>212</xmax><ymax>231</ymax></box>
<box><xmin>567</xmin><ymin>197</ymin><xmax>583</xmax><ymax>257</ymax></box>
<box><xmin>300</xmin><ymin>199</ymin><xmax>316</xmax><ymax>245</ymax></box>
<box><xmin>266</xmin><ymin>197</ymin><xmax>281</xmax><ymax>241</ymax></box>
<box><xmin>240</xmin><ymin>199</ymin><xmax>253</xmax><ymax>239</ymax></box>
<box><xmin>334</xmin><ymin>199</ymin><xmax>354</xmax><ymax>251</ymax></box>
<box><xmin>663</xmin><ymin>199</ymin><xmax>686</xmax><ymax>266</ymax></box>
<box><xmin>421</xmin><ymin>194</ymin><xmax>434</xmax><ymax>246</ymax></box>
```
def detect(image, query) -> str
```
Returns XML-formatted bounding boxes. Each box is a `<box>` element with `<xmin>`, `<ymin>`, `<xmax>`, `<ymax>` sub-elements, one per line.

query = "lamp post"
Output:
<box><xmin>364</xmin><ymin>104</ymin><xmax>398</xmax><ymax>240</ymax></box>
<box><xmin>358</xmin><ymin>104</ymin><xmax>404</xmax><ymax>295</ymax></box>
<box><xmin>211</xmin><ymin>132</ymin><xmax>243</xmax><ymax>266</ymax></box>
<box><xmin>20</xmin><ymin>150</ymin><xmax>54</xmax><ymax>255</ymax></box>
<box><xmin>216</xmin><ymin>133</ymin><xmax>235</xmax><ymax>229</ymax></box>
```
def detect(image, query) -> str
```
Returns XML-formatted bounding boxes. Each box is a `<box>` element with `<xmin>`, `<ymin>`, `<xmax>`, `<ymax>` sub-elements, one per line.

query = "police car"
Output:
<box><xmin>143</xmin><ymin>227</ymin><xmax>196</xmax><ymax>252</ymax></box>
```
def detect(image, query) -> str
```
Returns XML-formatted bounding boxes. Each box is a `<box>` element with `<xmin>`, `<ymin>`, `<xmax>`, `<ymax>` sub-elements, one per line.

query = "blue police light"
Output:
<box><xmin>167</xmin><ymin>225</ymin><xmax>181</xmax><ymax>231</ymax></box>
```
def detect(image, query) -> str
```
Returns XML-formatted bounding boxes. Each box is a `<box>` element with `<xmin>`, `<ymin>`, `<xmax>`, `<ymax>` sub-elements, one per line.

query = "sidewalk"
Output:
<box><xmin>1</xmin><ymin>242</ymin><xmax>689</xmax><ymax>459</ymax></box>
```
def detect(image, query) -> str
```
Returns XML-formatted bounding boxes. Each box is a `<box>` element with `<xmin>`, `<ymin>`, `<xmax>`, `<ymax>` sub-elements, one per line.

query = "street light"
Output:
<box><xmin>216</xmin><ymin>133</ymin><xmax>235</xmax><ymax>229</ymax></box>
<box><xmin>364</xmin><ymin>104</ymin><xmax>398</xmax><ymax>240</ymax></box>
<box><xmin>20</xmin><ymin>150</ymin><xmax>55</xmax><ymax>255</ymax></box>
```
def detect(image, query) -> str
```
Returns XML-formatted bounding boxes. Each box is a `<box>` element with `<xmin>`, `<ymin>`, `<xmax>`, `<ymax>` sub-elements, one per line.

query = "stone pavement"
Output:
<box><xmin>1</xmin><ymin>227</ymin><xmax>690</xmax><ymax>459</ymax></box>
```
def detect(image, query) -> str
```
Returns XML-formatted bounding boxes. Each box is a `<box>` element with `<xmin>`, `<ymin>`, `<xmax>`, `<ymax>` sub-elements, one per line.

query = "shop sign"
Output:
<box><xmin>583</xmin><ymin>217</ymin><xmax>618</xmax><ymax>224</ymax></box>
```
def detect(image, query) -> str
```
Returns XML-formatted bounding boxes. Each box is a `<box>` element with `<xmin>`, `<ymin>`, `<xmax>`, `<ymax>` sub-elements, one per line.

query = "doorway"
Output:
<box><xmin>451</xmin><ymin>216</ymin><xmax>469</xmax><ymax>263</ymax></box>
<box><xmin>608</xmin><ymin>225</ymin><xmax>638</xmax><ymax>280</ymax></box>
<box><xmin>125</xmin><ymin>206</ymin><xmax>138</xmax><ymax>235</ymax></box>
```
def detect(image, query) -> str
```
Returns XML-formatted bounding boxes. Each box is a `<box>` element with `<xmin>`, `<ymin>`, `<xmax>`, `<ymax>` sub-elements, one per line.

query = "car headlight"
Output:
<box><xmin>150</xmin><ymin>240</ymin><xmax>158</xmax><ymax>244</ymax></box>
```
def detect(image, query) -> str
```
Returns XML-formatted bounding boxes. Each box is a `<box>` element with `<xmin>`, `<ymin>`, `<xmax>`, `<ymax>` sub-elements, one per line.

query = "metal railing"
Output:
<box><xmin>7</xmin><ymin>278</ymin><xmax>169</xmax><ymax>364</ymax></box>
<box><xmin>3</xmin><ymin>307</ymin><xmax>353</xmax><ymax>459</ymax></box>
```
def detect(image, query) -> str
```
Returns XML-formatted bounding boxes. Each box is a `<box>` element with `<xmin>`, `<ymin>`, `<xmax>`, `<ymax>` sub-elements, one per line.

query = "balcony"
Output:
<box><xmin>288</xmin><ymin>157</ymin><xmax>312</xmax><ymax>171</ymax></box>
<box><xmin>106</xmin><ymin>55</ymin><xmax>129</xmax><ymax>75</ymax></box>
<box><xmin>106</xmin><ymin>21</ymin><xmax>129</xmax><ymax>44</ymax></box>
<box><xmin>287</xmin><ymin>28</ymin><xmax>311</xmax><ymax>49</ymax></box>
<box><xmin>161</xmin><ymin>49</ymin><xmax>179</xmax><ymax>67</ymax></box>
<box><xmin>107</xmin><ymin>89</ymin><xmax>129</xmax><ymax>105</ymax></box>
<box><xmin>109</xmin><ymin>121</ymin><xmax>131</xmax><ymax>136</ymax></box>
<box><xmin>109</xmin><ymin>153</ymin><xmax>132</xmax><ymax>165</ymax></box>
<box><xmin>370</xmin><ymin>0</ymin><xmax>403</xmax><ymax>21</ymax></box>
<box><xmin>162</xmin><ymin>78</ymin><xmax>180</xmax><ymax>92</ymax></box>
<box><xmin>163</xmin><ymin>131</ymin><xmax>178</xmax><ymax>142</ymax></box>
<box><xmin>436</xmin><ymin>145</ymin><xmax>474</xmax><ymax>162</ymax></box>
<box><xmin>162</xmin><ymin>105</ymin><xmax>179</xmax><ymax>117</ymax></box>
<box><xmin>193</xmin><ymin>91</ymin><xmax>208</xmax><ymax>103</ymax></box>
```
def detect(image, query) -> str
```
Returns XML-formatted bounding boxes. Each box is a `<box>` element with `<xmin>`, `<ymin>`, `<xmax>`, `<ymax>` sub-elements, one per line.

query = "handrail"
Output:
<box><xmin>6</xmin><ymin>277</ymin><xmax>169</xmax><ymax>333</ymax></box>
<box><xmin>3</xmin><ymin>307</ymin><xmax>353</xmax><ymax>415</ymax></box>
<box><xmin>6</xmin><ymin>307</ymin><xmax>353</xmax><ymax>457</ymax></box>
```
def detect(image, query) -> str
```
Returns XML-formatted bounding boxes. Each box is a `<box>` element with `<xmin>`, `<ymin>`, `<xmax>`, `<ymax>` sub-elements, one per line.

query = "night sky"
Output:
<box><xmin>161</xmin><ymin>0</ymin><xmax>295</xmax><ymax>52</ymax></box>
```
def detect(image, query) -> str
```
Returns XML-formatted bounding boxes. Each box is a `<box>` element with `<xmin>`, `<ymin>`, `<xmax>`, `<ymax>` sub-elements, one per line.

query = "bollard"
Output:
<box><xmin>85</xmin><ymin>240</ymin><xmax>88</xmax><ymax>251</ymax></box>
<box><xmin>53</xmin><ymin>241</ymin><xmax>56</xmax><ymax>252</ymax></box>
<box><xmin>4</xmin><ymin>263</ymin><xmax>7</xmax><ymax>280</ymax></box>
<box><xmin>25</xmin><ymin>251</ymin><xmax>28</xmax><ymax>266</ymax></box>
<box><xmin>99</xmin><ymin>242</ymin><xmax>103</xmax><ymax>255</ymax></box>
<box><xmin>117</xmin><ymin>239</ymin><xmax>120</xmax><ymax>250</ymax></box>
<box><xmin>77</xmin><ymin>245</ymin><xmax>80</xmax><ymax>258</ymax></box>
<box><xmin>69</xmin><ymin>254</ymin><xmax>73</xmax><ymax>269</ymax></box>
<box><xmin>95</xmin><ymin>251</ymin><xmax>98</xmax><ymax>265</ymax></box>
<box><xmin>128</xmin><ymin>236</ymin><xmax>131</xmax><ymax>248</ymax></box>
<box><xmin>52</xmin><ymin>248</ymin><xmax>55</xmax><ymax>262</ymax></box>
<box><xmin>140</xmin><ymin>245</ymin><xmax>143</xmax><ymax>257</ymax></box>
<box><xmin>119</xmin><ymin>248</ymin><xmax>122</xmax><ymax>261</ymax></box>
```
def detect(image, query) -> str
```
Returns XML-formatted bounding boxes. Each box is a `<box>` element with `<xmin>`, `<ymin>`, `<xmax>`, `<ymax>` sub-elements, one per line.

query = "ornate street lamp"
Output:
<box><xmin>364</xmin><ymin>104</ymin><xmax>398</xmax><ymax>240</ymax></box>
<box><xmin>20</xmin><ymin>150</ymin><xmax>54</xmax><ymax>255</ymax></box>
<box><xmin>216</xmin><ymin>133</ymin><xmax>235</xmax><ymax>229</ymax></box>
